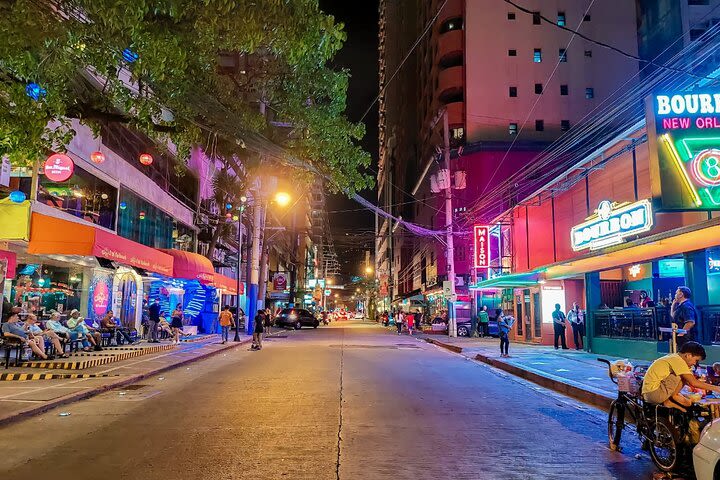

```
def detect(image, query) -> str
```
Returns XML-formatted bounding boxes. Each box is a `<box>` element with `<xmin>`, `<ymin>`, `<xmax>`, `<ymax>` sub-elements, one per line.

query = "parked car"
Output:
<box><xmin>354</xmin><ymin>311</ymin><xmax>364</xmax><ymax>319</ymax></box>
<box><xmin>274</xmin><ymin>308</ymin><xmax>319</xmax><ymax>329</ymax></box>
<box><xmin>335</xmin><ymin>310</ymin><xmax>348</xmax><ymax>321</ymax></box>
<box><xmin>693</xmin><ymin>418</ymin><xmax>720</xmax><ymax>480</ymax></box>
<box><xmin>440</xmin><ymin>318</ymin><xmax>499</xmax><ymax>337</ymax></box>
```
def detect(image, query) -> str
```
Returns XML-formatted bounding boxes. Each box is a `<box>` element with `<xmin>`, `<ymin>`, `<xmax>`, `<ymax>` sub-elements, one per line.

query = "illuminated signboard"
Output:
<box><xmin>708</xmin><ymin>248</ymin><xmax>720</xmax><ymax>275</ymax></box>
<box><xmin>43</xmin><ymin>153</ymin><xmax>75</xmax><ymax>182</ymax></box>
<box><xmin>650</xmin><ymin>92</ymin><xmax>720</xmax><ymax>209</ymax></box>
<box><xmin>473</xmin><ymin>225</ymin><xmax>490</xmax><ymax>268</ymax></box>
<box><xmin>571</xmin><ymin>200</ymin><xmax>653</xmax><ymax>251</ymax></box>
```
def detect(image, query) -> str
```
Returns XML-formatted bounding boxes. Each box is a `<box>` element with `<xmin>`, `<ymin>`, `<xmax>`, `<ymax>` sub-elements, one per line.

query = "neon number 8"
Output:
<box><xmin>691</xmin><ymin>149</ymin><xmax>720</xmax><ymax>187</ymax></box>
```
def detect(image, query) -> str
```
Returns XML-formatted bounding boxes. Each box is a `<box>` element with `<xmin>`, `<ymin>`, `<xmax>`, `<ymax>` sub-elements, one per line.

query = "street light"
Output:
<box><xmin>274</xmin><ymin>191</ymin><xmax>291</xmax><ymax>207</ymax></box>
<box><xmin>364</xmin><ymin>266</ymin><xmax>373</xmax><ymax>274</ymax></box>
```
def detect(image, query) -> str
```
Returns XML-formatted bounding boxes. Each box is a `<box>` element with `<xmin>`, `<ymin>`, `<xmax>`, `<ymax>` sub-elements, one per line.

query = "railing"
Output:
<box><xmin>593</xmin><ymin>308</ymin><xmax>658</xmax><ymax>341</ymax></box>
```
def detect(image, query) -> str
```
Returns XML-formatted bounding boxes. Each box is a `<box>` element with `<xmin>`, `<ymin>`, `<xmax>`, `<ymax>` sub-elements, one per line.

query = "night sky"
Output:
<box><xmin>319</xmin><ymin>0</ymin><xmax>379</xmax><ymax>277</ymax></box>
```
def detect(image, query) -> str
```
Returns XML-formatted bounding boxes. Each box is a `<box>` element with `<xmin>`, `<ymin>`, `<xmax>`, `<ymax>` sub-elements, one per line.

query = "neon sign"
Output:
<box><xmin>656</xmin><ymin>94</ymin><xmax>720</xmax><ymax>116</ymax></box>
<box><xmin>43</xmin><ymin>153</ymin><xmax>74</xmax><ymax>182</ymax></box>
<box><xmin>570</xmin><ymin>200</ymin><xmax>653</xmax><ymax>251</ymax></box>
<box><xmin>473</xmin><ymin>225</ymin><xmax>490</xmax><ymax>268</ymax></box>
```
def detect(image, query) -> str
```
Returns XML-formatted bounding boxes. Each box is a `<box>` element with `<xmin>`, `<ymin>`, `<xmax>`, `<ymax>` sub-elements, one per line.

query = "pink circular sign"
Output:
<box><xmin>93</xmin><ymin>281</ymin><xmax>110</xmax><ymax>316</ymax></box>
<box><xmin>44</xmin><ymin>153</ymin><xmax>74</xmax><ymax>182</ymax></box>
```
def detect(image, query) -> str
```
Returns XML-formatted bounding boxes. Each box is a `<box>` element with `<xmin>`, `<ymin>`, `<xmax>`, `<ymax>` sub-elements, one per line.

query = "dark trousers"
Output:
<box><xmin>148</xmin><ymin>320</ymin><xmax>158</xmax><ymax>342</ymax></box>
<box><xmin>480</xmin><ymin>323</ymin><xmax>489</xmax><ymax>337</ymax></box>
<box><xmin>499</xmin><ymin>332</ymin><xmax>509</xmax><ymax>355</ymax></box>
<box><xmin>553</xmin><ymin>323</ymin><xmax>567</xmax><ymax>349</ymax></box>
<box><xmin>571</xmin><ymin>323</ymin><xmax>584</xmax><ymax>350</ymax></box>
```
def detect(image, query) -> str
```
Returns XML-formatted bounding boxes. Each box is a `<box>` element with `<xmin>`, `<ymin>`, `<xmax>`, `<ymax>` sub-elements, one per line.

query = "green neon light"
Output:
<box><xmin>704</xmin><ymin>187</ymin><xmax>720</xmax><ymax>206</ymax></box>
<box><xmin>679</xmin><ymin>137</ymin><xmax>720</xmax><ymax>160</ymax></box>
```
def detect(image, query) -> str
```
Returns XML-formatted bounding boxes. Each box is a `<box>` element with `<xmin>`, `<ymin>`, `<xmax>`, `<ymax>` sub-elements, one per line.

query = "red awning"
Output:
<box><xmin>214</xmin><ymin>273</ymin><xmax>244</xmax><ymax>295</ymax></box>
<box><xmin>0</xmin><ymin>250</ymin><xmax>17</xmax><ymax>278</ymax></box>
<box><xmin>27</xmin><ymin>213</ymin><xmax>173</xmax><ymax>276</ymax></box>
<box><xmin>160</xmin><ymin>249</ymin><xmax>215</xmax><ymax>284</ymax></box>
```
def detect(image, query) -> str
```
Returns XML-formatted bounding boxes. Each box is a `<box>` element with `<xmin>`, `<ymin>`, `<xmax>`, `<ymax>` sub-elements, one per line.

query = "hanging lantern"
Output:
<box><xmin>25</xmin><ymin>82</ymin><xmax>47</xmax><ymax>101</ymax></box>
<box><xmin>139</xmin><ymin>211</ymin><xmax>146</xmax><ymax>220</ymax></box>
<box><xmin>119</xmin><ymin>201</ymin><xmax>127</xmax><ymax>210</ymax></box>
<box><xmin>232</xmin><ymin>215</ymin><xmax>239</xmax><ymax>221</ymax></box>
<box><xmin>225</xmin><ymin>213</ymin><xmax>232</xmax><ymax>219</ymax></box>
<box><xmin>9</xmin><ymin>190</ymin><xmax>26</xmax><ymax>203</ymax></box>
<box><xmin>139</xmin><ymin>153</ymin><xmax>153</xmax><ymax>166</ymax></box>
<box><xmin>90</xmin><ymin>151</ymin><xmax>105</xmax><ymax>164</ymax></box>
<box><xmin>225</xmin><ymin>203</ymin><xmax>233</xmax><ymax>210</ymax></box>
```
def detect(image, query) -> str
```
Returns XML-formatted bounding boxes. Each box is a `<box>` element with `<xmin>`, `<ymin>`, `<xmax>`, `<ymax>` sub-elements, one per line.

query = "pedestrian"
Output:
<box><xmin>552</xmin><ymin>303</ymin><xmax>568</xmax><ymax>350</ymax></box>
<box><xmin>639</xmin><ymin>290</ymin><xmax>651</xmax><ymax>308</ymax></box>
<box><xmin>252</xmin><ymin>309</ymin><xmax>265</xmax><ymax>350</ymax></box>
<box><xmin>219</xmin><ymin>305</ymin><xmax>234</xmax><ymax>344</ymax></box>
<box><xmin>497</xmin><ymin>309</ymin><xmax>510</xmax><ymax>357</ymax></box>
<box><xmin>478</xmin><ymin>306</ymin><xmax>489</xmax><ymax>338</ymax></box>
<box><xmin>171</xmin><ymin>303</ymin><xmax>184</xmax><ymax>345</ymax></box>
<box><xmin>147</xmin><ymin>298</ymin><xmax>161</xmax><ymax>343</ymax></box>
<box><xmin>671</xmin><ymin>286</ymin><xmax>698</xmax><ymax>349</ymax></box>
<box><xmin>396</xmin><ymin>310</ymin><xmax>404</xmax><ymax>335</ymax></box>
<box><xmin>406</xmin><ymin>311</ymin><xmax>414</xmax><ymax>335</ymax></box>
<box><xmin>566</xmin><ymin>302</ymin><xmax>585</xmax><ymax>350</ymax></box>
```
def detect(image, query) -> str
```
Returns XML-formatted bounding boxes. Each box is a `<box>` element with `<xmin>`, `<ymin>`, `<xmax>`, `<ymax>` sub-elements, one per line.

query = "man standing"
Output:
<box><xmin>671</xmin><ymin>286</ymin><xmax>698</xmax><ymax>348</ymax></box>
<box><xmin>552</xmin><ymin>304</ymin><xmax>568</xmax><ymax>350</ymax></box>
<box><xmin>477</xmin><ymin>306</ymin><xmax>490</xmax><ymax>338</ymax></box>
<box><xmin>566</xmin><ymin>302</ymin><xmax>585</xmax><ymax>350</ymax></box>
<box><xmin>147</xmin><ymin>298</ymin><xmax>161</xmax><ymax>343</ymax></box>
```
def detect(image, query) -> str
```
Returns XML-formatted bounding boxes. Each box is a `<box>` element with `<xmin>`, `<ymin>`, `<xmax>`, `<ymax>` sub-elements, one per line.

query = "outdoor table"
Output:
<box><xmin>696</xmin><ymin>397</ymin><xmax>720</xmax><ymax>419</ymax></box>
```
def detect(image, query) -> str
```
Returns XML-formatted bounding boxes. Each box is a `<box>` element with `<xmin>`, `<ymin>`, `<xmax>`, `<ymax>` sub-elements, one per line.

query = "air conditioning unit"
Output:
<box><xmin>453</xmin><ymin>170</ymin><xmax>467</xmax><ymax>190</ymax></box>
<box><xmin>430</xmin><ymin>174</ymin><xmax>441</xmax><ymax>193</ymax></box>
<box><xmin>436</xmin><ymin>169</ymin><xmax>451</xmax><ymax>190</ymax></box>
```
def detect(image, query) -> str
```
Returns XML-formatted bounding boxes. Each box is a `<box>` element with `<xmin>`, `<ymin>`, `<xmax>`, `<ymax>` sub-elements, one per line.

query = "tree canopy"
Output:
<box><xmin>0</xmin><ymin>0</ymin><xmax>373</xmax><ymax>193</ymax></box>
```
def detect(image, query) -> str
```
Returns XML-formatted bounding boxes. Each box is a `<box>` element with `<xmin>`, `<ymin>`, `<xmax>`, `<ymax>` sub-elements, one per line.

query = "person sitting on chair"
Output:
<box><xmin>24</xmin><ymin>313</ymin><xmax>67</xmax><ymax>356</ymax></box>
<box><xmin>46</xmin><ymin>312</ymin><xmax>91</xmax><ymax>352</ymax></box>
<box><xmin>100</xmin><ymin>310</ymin><xmax>136</xmax><ymax>345</ymax></box>
<box><xmin>67</xmin><ymin>309</ymin><xmax>102</xmax><ymax>351</ymax></box>
<box><xmin>1</xmin><ymin>312</ymin><xmax>51</xmax><ymax>360</ymax></box>
<box><xmin>642</xmin><ymin>342</ymin><xmax>720</xmax><ymax>411</ymax></box>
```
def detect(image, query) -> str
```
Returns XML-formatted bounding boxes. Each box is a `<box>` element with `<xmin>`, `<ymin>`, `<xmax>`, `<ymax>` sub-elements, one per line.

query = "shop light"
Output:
<box><xmin>25</xmin><ymin>82</ymin><xmax>46</xmax><ymax>101</ymax></box>
<box><xmin>225</xmin><ymin>203</ymin><xmax>233</xmax><ymax>210</ymax></box>
<box><xmin>139</xmin><ymin>153</ymin><xmax>153</xmax><ymax>166</ymax></box>
<box><xmin>240</xmin><ymin>195</ymin><xmax>247</xmax><ymax>203</ymax></box>
<box><xmin>101</xmin><ymin>193</ymin><xmax>108</xmax><ymax>200</ymax></box>
<box><xmin>119</xmin><ymin>201</ymin><xmax>127</xmax><ymax>210</ymax></box>
<box><xmin>72</xmin><ymin>190</ymin><xmax>84</xmax><ymax>198</ymax></box>
<box><xmin>232</xmin><ymin>215</ymin><xmax>239</xmax><ymax>221</ymax></box>
<box><xmin>139</xmin><ymin>211</ymin><xmax>146</xmax><ymax>220</ymax></box>
<box><xmin>90</xmin><ymin>151</ymin><xmax>105</xmax><ymax>164</ymax></box>
<box><xmin>122</xmin><ymin>48</ymin><xmax>139</xmax><ymax>63</ymax></box>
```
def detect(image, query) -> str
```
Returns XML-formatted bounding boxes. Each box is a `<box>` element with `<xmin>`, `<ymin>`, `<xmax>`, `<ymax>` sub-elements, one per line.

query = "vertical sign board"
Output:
<box><xmin>647</xmin><ymin>92</ymin><xmax>720</xmax><ymax>209</ymax></box>
<box><xmin>473</xmin><ymin>225</ymin><xmax>490</xmax><ymax>268</ymax></box>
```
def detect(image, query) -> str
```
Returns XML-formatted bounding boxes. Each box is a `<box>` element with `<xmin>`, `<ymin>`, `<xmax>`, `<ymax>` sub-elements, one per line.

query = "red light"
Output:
<box><xmin>139</xmin><ymin>211</ymin><xmax>146</xmax><ymax>220</ymax></box>
<box><xmin>139</xmin><ymin>153</ymin><xmax>153</xmax><ymax>166</ymax></box>
<box><xmin>90</xmin><ymin>151</ymin><xmax>105</xmax><ymax>164</ymax></box>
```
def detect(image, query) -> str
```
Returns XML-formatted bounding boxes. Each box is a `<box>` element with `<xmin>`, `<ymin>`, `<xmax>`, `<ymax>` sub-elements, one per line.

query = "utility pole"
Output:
<box><xmin>442</xmin><ymin>109</ymin><xmax>457</xmax><ymax>337</ymax></box>
<box><xmin>246</xmin><ymin>197</ymin><xmax>265</xmax><ymax>335</ymax></box>
<box><xmin>233</xmin><ymin>200</ymin><xmax>245</xmax><ymax>342</ymax></box>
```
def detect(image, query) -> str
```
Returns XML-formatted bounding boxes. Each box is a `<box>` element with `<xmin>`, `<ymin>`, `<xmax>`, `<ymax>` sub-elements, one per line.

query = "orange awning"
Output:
<box><xmin>27</xmin><ymin>213</ymin><xmax>173</xmax><ymax>276</ymax></box>
<box><xmin>214</xmin><ymin>273</ymin><xmax>244</xmax><ymax>295</ymax></box>
<box><xmin>159</xmin><ymin>249</ymin><xmax>215</xmax><ymax>284</ymax></box>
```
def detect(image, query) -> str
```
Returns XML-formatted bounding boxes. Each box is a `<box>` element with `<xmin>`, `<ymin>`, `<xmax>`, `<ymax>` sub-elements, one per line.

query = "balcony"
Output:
<box><xmin>437</xmin><ymin>0</ymin><xmax>463</xmax><ymax>26</ymax></box>
<box><xmin>437</xmin><ymin>29</ymin><xmax>463</xmax><ymax>65</ymax></box>
<box><xmin>446</xmin><ymin>101</ymin><xmax>464</xmax><ymax>127</ymax></box>
<box><xmin>437</xmin><ymin>66</ymin><xmax>463</xmax><ymax>103</ymax></box>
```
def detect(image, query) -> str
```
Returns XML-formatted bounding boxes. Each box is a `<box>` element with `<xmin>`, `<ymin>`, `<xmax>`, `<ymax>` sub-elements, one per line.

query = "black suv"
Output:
<box><xmin>274</xmin><ymin>308</ymin><xmax>319</xmax><ymax>329</ymax></box>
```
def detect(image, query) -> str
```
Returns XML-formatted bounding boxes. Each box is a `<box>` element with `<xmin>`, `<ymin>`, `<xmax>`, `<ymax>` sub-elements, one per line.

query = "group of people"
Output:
<box><xmin>551</xmin><ymin>302</ymin><xmax>586</xmax><ymax>351</ymax></box>
<box><xmin>143</xmin><ymin>299</ymin><xmax>188</xmax><ymax>345</ymax></box>
<box><xmin>381</xmin><ymin>309</ymin><xmax>423</xmax><ymax>335</ymax></box>
<box><xmin>0</xmin><ymin>298</ymin><xmax>141</xmax><ymax>360</ymax></box>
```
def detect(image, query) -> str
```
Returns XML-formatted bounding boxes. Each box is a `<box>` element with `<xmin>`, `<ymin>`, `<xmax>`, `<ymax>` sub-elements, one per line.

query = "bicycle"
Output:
<box><xmin>598</xmin><ymin>358</ymin><xmax>710</xmax><ymax>473</ymax></box>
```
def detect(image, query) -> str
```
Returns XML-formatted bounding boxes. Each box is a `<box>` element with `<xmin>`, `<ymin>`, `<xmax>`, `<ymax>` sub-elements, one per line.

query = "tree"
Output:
<box><xmin>0</xmin><ymin>0</ymin><xmax>373</xmax><ymax>194</ymax></box>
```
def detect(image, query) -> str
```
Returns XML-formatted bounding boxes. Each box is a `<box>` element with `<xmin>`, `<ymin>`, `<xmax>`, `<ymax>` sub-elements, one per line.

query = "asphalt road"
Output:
<box><xmin>0</xmin><ymin>321</ymin><xmax>657</xmax><ymax>479</ymax></box>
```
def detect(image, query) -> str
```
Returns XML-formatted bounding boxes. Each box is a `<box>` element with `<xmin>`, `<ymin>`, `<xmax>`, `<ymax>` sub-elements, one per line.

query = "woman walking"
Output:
<box><xmin>171</xmin><ymin>303</ymin><xmax>184</xmax><ymax>345</ymax></box>
<box><xmin>497</xmin><ymin>309</ymin><xmax>511</xmax><ymax>358</ymax></box>
<box><xmin>252</xmin><ymin>309</ymin><xmax>265</xmax><ymax>350</ymax></box>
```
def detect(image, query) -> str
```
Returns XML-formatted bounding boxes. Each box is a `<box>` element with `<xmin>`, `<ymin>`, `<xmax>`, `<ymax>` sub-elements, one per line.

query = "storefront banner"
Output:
<box><xmin>213</xmin><ymin>273</ymin><xmax>243</xmax><ymax>295</ymax></box>
<box><xmin>650</xmin><ymin>91</ymin><xmax>720</xmax><ymax>209</ymax></box>
<box><xmin>0</xmin><ymin>198</ymin><xmax>31</xmax><ymax>241</ymax></box>
<box><xmin>273</xmin><ymin>273</ymin><xmax>287</xmax><ymax>291</ymax></box>
<box><xmin>159</xmin><ymin>249</ymin><xmax>214</xmax><ymax>284</ymax></box>
<box><xmin>88</xmin><ymin>272</ymin><xmax>113</xmax><ymax>322</ymax></box>
<box><xmin>571</xmin><ymin>200</ymin><xmax>654</xmax><ymax>251</ymax></box>
<box><xmin>94</xmin><ymin>230</ymin><xmax>173</xmax><ymax>276</ymax></box>
<box><xmin>0</xmin><ymin>250</ymin><xmax>16</xmax><ymax>278</ymax></box>
<box><xmin>43</xmin><ymin>153</ymin><xmax>75</xmax><ymax>182</ymax></box>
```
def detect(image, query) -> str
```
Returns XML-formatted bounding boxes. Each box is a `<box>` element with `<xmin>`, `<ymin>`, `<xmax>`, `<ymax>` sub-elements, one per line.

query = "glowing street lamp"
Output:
<box><xmin>274</xmin><ymin>191</ymin><xmax>291</xmax><ymax>207</ymax></box>
<box><xmin>364</xmin><ymin>266</ymin><xmax>373</xmax><ymax>274</ymax></box>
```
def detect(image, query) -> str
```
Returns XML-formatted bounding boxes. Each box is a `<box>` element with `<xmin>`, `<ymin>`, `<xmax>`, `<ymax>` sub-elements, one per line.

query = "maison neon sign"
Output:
<box><xmin>570</xmin><ymin>200</ymin><xmax>653</xmax><ymax>251</ymax></box>
<box><xmin>473</xmin><ymin>225</ymin><xmax>490</xmax><ymax>269</ymax></box>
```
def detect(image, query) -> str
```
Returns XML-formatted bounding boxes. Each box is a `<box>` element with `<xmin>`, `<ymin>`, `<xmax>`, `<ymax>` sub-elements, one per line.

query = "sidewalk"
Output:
<box><xmin>0</xmin><ymin>331</ymin><xmax>278</xmax><ymax>426</ymax></box>
<box><xmin>413</xmin><ymin>332</ymin><xmax>646</xmax><ymax>410</ymax></box>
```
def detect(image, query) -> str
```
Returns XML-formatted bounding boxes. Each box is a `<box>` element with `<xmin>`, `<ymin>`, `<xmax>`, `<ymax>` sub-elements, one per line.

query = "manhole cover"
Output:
<box><xmin>123</xmin><ymin>384</ymin><xmax>148</xmax><ymax>391</ymax></box>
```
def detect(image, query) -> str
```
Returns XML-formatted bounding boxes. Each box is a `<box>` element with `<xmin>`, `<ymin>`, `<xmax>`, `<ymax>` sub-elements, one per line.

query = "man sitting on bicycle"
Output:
<box><xmin>642</xmin><ymin>342</ymin><xmax>720</xmax><ymax>411</ymax></box>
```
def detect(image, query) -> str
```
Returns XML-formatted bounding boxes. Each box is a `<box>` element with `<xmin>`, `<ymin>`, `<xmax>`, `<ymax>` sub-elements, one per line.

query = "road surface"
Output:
<box><xmin>0</xmin><ymin>321</ymin><xmax>656</xmax><ymax>479</ymax></box>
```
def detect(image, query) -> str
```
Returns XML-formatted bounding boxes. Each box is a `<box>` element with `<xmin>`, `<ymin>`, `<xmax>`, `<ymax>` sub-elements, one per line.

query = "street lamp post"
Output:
<box><xmin>233</xmin><ymin>197</ymin><xmax>247</xmax><ymax>342</ymax></box>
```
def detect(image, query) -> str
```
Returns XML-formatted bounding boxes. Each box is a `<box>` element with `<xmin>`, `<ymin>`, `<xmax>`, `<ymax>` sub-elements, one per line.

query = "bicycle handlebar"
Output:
<box><xmin>597</xmin><ymin>358</ymin><xmax>618</xmax><ymax>384</ymax></box>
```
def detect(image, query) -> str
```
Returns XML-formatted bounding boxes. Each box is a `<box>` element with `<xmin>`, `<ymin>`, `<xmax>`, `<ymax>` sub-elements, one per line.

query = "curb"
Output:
<box><xmin>0</xmin><ymin>372</ymin><xmax>120</xmax><ymax>381</ymax></box>
<box><xmin>423</xmin><ymin>337</ymin><xmax>613</xmax><ymax>411</ymax></box>
<box><xmin>0</xmin><ymin>336</ymin><xmax>257</xmax><ymax>428</ymax></box>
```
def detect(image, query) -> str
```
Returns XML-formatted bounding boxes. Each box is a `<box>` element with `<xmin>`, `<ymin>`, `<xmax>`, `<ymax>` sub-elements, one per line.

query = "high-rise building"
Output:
<box><xmin>377</xmin><ymin>0</ymin><xmax>640</xmax><ymax>307</ymax></box>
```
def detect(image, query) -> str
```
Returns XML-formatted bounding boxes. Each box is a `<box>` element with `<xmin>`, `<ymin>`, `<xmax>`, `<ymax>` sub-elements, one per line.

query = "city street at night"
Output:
<box><xmin>0</xmin><ymin>322</ymin><xmax>656</xmax><ymax>480</ymax></box>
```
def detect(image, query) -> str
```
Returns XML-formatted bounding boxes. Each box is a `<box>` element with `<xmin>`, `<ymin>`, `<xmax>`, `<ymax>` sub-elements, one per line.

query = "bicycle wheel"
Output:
<box><xmin>650</xmin><ymin>417</ymin><xmax>679</xmax><ymax>472</ymax></box>
<box><xmin>608</xmin><ymin>400</ymin><xmax>625</xmax><ymax>451</ymax></box>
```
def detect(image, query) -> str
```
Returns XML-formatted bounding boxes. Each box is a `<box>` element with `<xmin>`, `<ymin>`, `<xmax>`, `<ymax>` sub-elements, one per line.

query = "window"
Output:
<box><xmin>584</xmin><ymin>50</ymin><xmax>592</xmax><ymax>57</ymax></box>
<box><xmin>117</xmin><ymin>187</ymin><xmax>189</xmax><ymax>249</ymax></box>
<box><xmin>509</xmin><ymin>86</ymin><xmax>517</xmax><ymax>97</ymax></box>
<box><xmin>585</xmin><ymin>87</ymin><xmax>594</xmax><ymax>99</ymax></box>
<box><xmin>534</xmin><ymin>83</ymin><xmax>543</xmax><ymax>94</ymax></box>
<box><xmin>557</xmin><ymin>12</ymin><xmax>566</xmax><ymax>26</ymax></box>
<box><xmin>559</xmin><ymin>48</ymin><xmax>567</xmax><ymax>62</ymax></box>
<box><xmin>532</xmin><ymin>11</ymin><xmax>541</xmax><ymax>24</ymax></box>
<box><xmin>561</xmin><ymin>120</ymin><xmax>570</xmax><ymax>131</ymax></box>
<box><xmin>533</xmin><ymin>49</ymin><xmax>542</xmax><ymax>62</ymax></box>
<box><xmin>560</xmin><ymin>84</ymin><xmax>568</xmax><ymax>95</ymax></box>
<box><xmin>451</xmin><ymin>127</ymin><xmax>465</xmax><ymax>141</ymax></box>
<box><xmin>507</xmin><ymin>12</ymin><xmax>516</xmax><ymax>20</ymax></box>
<box><xmin>440</xmin><ymin>17</ymin><xmax>463</xmax><ymax>33</ymax></box>
<box><xmin>535</xmin><ymin>120</ymin><xmax>544</xmax><ymax>131</ymax></box>
<box><xmin>508</xmin><ymin>49</ymin><xmax>517</xmax><ymax>57</ymax></box>
<box><xmin>583</xmin><ymin>14</ymin><xmax>591</xmax><ymax>22</ymax></box>
<box><xmin>509</xmin><ymin>123</ymin><xmax>518</xmax><ymax>135</ymax></box>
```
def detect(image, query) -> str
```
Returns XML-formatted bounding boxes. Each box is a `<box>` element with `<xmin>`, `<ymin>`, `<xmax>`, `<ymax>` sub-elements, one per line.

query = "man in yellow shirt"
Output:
<box><xmin>642</xmin><ymin>342</ymin><xmax>720</xmax><ymax>410</ymax></box>
<box><xmin>219</xmin><ymin>305</ymin><xmax>235</xmax><ymax>344</ymax></box>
